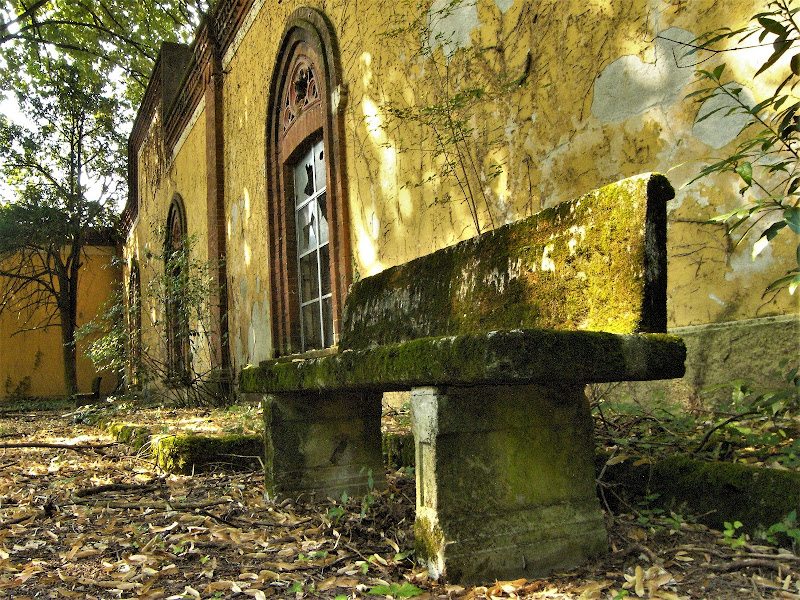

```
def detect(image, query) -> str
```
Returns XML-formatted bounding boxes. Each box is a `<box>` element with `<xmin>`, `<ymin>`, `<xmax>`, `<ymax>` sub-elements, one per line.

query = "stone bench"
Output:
<box><xmin>240</xmin><ymin>173</ymin><xmax>686</xmax><ymax>584</ymax></box>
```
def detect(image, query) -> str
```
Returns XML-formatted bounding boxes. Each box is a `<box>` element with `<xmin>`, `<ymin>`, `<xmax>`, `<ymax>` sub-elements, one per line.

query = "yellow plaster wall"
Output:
<box><xmin>136</xmin><ymin>0</ymin><xmax>799</xmax><ymax>374</ymax></box>
<box><xmin>0</xmin><ymin>246</ymin><xmax>120</xmax><ymax>399</ymax></box>
<box><xmin>127</xmin><ymin>103</ymin><xmax>211</xmax><ymax>376</ymax></box>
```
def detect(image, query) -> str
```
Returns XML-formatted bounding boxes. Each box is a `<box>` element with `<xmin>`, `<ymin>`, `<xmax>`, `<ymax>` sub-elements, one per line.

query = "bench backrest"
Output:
<box><xmin>340</xmin><ymin>173</ymin><xmax>672</xmax><ymax>351</ymax></box>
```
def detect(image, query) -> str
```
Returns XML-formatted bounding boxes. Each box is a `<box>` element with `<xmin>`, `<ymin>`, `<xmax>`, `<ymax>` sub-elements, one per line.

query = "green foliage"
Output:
<box><xmin>82</xmin><ymin>228</ymin><xmax>231</xmax><ymax>407</ymax></box>
<box><xmin>3</xmin><ymin>375</ymin><xmax>31</xmax><ymax>401</ymax></box>
<box><xmin>360</xmin><ymin>468</ymin><xmax>377</xmax><ymax>519</ymax></box>
<box><xmin>722</xmin><ymin>520</ymin><xmax>748</xmax><ymax>549</ymax></box>
<box><xmin>77</xmin><ymin>287</ymin><xmax>129</xmax><ymax>383</ymax></box>
<box><xmin>594</xmin><ymin>357</ymin><xmax>800</xmax><ymax>469</ymax></box>
<box><xmin>0</xmin><ymin>0</ymin><xmax>202</xmax><ymax>103</ymax></box>
<box><xmin>763</xmin><ymin>510</ymin><xmax>800</xmax><ymax>550</ymax></box>
<box><xmin>685</xmin><ymin>0</ymin><xmax>800</xmax><ymax>294</ymax></box>
<box><xmin>0</xmin><ymin>57</ymin><xmax>119</xmax><ymax>398</ymax></box>
<box><xmin>631</xmin><ymin>493</ymin><xmax>697</xmax><ymax>535</ymax></box>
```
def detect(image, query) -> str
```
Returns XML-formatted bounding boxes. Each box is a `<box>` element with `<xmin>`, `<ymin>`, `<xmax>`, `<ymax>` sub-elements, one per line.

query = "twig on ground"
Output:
<box><xmin>196</xmin><ymin>509</ymin><xmax>238</xmax><ymax>528</ymax></box>
<box><xmin>0</xmin><ymin>441</ymin><xmax>116</xmax><ymax>452</ymax></box>
<box><xmin>0</xmin><ymin>513</ymin><xmax>36</xmax><ymax>527</ymax></box>
<box><xmin>74</xmin><ymin>481</ymin><xmax>160</xmax><ymax>497</ymax></box>
<box><xmin>707</xmin><ymin>558</ymin><xmax>800</xmax><ymax>574</ymax></box>
<box><xmin>67</xmin><ymin>497</ymin><xmax>233</xmax><ymax>510</ymax></box>
<box><xmin>692</xmin><ymin>410</ymin><xmax>760</xmax><ymax>455</ymax></box>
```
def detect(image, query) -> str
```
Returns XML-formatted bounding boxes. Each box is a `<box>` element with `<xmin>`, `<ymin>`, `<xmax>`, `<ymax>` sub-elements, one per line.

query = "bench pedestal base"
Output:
<box><xmin>263</xmin><ymin>391</ymin><xmax>385</xmax><ymax>500</ymax></box>
<box><xmin>411</xmin><ymin>384</ymin><xmax>607</xmax><ymax>584</ymax></box>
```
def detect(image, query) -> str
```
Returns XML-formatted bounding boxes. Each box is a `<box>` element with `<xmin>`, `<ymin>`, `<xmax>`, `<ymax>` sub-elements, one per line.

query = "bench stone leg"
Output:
<box><xmin>411</xmin><ymin>383</ymin><xmax>606</xmax><ymax>584</ymax></box>
<box><xmin>263</xmin><ymin>391</ymin><xmax>385</xmax><ymax>500</ymax></box>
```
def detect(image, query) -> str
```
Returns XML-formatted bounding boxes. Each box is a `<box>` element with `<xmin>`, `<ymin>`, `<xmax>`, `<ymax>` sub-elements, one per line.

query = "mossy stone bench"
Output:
<box><xmin>240</xmin><ymin>173</ymin><xmax>686</xmax><ymax>584</ymax></box>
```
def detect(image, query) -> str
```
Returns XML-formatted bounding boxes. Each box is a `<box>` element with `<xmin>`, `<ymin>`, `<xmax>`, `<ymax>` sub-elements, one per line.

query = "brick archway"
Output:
<box><xmin>265</xmin><ymin>7</ymin><xmax>350</xmax><ymax>356</ymax></box>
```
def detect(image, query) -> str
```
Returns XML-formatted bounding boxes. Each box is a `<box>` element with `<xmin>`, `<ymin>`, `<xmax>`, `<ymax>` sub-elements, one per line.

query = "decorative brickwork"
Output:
<box><xmin>125</xmin><ymin>0</ymin><xmax>256</xmax><ymax>233</ymax></box>
<box><xmin>265</xmin><ymin>8</ymin><xmax>351</xmax><ymax>356</ymax></box>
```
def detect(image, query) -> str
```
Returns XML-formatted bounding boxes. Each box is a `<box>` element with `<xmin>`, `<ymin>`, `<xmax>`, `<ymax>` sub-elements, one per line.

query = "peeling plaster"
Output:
<box><xmin>709</xmin><ymin>293</ymin><xmax>725</xmax><ymax>306</ymax></box>
<box><xmin>427</xmin><ymin>0</ymin><xmax>480</xmax><ymax>58</ymax></box>
<box><xmin>494</xmin><ymin>0</ymin><xmax>514</xmax><ymax>13</ymax></box>
<box><xmin>591</xmin><ymin>27</ymin><xmax>695</xmax><ymax>124</ymax></box>
<box><xmin>247</xmin><ymin>300</ymin><xmax>271</xmax><ymax>364</ymax></box>
<box><xmin>725</xmin><ymin>212</ymin><xmax>781</xmax><ymax>281</ymax></box>
<box><xmin>726</xmin><ymin>243</ymin><xmax>774</xmax><ymax>281</ymax></box>
<box><xmin>692</xmin><ymin>82</ymin><xmax>755</xmax><ymax>149</ymax></box>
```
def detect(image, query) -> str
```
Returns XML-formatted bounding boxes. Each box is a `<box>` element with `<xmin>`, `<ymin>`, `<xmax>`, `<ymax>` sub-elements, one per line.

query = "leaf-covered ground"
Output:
<box><xmin>0</xmin><ymin>408</ymin><xmax>798</xmax><ymax>599</ymax></box>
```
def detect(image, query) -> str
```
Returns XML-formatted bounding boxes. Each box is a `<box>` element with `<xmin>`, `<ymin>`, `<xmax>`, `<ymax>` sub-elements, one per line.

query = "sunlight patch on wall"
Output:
<box><xmin>383</xmin><ymin>146</ymin><xmax>397</xmax><ymax>191</ymax></box>
<box><xmin>399</xmin><ymin>187</ymin><xmax>413</xmax><ymax>219</ymax></box>
<box><xmin>357</xmin><ymin>219</ymin><xmax>383</xmax><ymax>275</ymax></box>
<box><xmin>243</xmin><ymin>241</ymin><xmax>251</xmax><ymax>266</ymax></box>
<box><xmin>362</xmin><ymin>97</ymin><xmax>385</xmax><ymax>142</ymax></box>
<box><xmin>360</xmin><ymin>53</ymin><xmax>373</xmax><ymax>89</ymax></box>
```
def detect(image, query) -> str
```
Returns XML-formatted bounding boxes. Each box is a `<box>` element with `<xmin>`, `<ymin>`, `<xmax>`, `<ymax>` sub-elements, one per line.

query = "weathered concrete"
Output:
<box><xmin>240</xmin><ymin>174</ymin><xmax>685</xmax><ymax>583</ymax></box>
<box><xmin>411</xmin><ymin>384</ymin><xmax>607</xmax><ymax>583</ymax></box>
<box><xmin>606</xmin><ymin>314</ymin><xmax>799</xmax><ymax>407</ymax></box>
<box><xmin>262</xmin><ymin>391</ymin><xmax>385</xmax><ymax>500</ymax></box>
<box><xmin>340</xmin><ymin>173</ymin><xmax>672</xmax><ymax>349</ymax></box>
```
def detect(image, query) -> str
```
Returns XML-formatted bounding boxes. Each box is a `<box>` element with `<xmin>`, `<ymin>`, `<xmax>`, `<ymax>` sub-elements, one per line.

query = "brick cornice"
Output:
<box><xmin>125</xmin><ymin>0</ymin><xmax>257</xmax><ymax>233</ymax></box>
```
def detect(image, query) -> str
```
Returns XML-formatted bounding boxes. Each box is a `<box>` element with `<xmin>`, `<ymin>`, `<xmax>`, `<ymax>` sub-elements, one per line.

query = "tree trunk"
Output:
<box><xmin>60</xmin><ymin>309</ymin><xmax>77</xmax><ymax>399</ymax></box>
<box><xmin>58</xmin><ymin>242</ymin><xmax>81</xmax><ymax>400</ymax></box>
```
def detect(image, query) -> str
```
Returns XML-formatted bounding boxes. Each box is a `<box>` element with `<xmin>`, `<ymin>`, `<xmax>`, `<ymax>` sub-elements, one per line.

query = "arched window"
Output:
<box><xmin>266</xmin><ymin>7</ymin><xmax>350</xmax><ymax>356</ymax></box>
<box><xmin>127</xmin><ymin>259</ymin><xmax>142</xmax><ymax>390</ymax></box>
<box><xmin>165</xmin><ymin>196</ymin><xmax>189</xmax><ymax>381</ymax></box>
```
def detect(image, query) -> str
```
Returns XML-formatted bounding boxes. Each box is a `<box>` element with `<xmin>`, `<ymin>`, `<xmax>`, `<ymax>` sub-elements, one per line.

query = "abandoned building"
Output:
<box><xmin>125</xmin><ymin>0</ymin><xmax>797</xmax><ymax>400</ymax></box>
<box><xmin>122</xmin><ymin>0</ymin><xmax>800</xmax><ymax>582</ymax></box>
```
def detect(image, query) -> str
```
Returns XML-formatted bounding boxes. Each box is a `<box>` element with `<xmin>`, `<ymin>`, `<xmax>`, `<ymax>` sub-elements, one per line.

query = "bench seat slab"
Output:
<box><xmin>241</xmin><ymin>330</ymin><xmax>686</xmax><ymax>394</ymax></box>
<box><xmin>263</xmin><ymin>391</ymin><xmax>386</xmax><ymax>500</ymax></box>
<box><xmin>412</xmin><ymin>383</ymin><xmax>606</xmax><ymax>584</ymax></box>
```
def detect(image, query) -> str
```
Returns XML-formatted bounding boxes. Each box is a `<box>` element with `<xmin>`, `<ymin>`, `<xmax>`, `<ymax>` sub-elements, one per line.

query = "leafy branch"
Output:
<box><xmin>683</xmin><ymin>0</ymin><xmax>800</xmax><ymax>294</ymax></box>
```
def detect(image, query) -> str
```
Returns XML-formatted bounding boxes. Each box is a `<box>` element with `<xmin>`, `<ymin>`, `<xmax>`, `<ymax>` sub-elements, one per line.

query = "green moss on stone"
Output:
<box><xmin>103</xmin><ymin>422</ymin><xmax>151</xmax><ymax>452</ymax></box>
<box><xmin>602</xmin><ymin>455</ymin><xmax>800</xmax><ymax>539</ymax></box>
<box><xmin>240</xmin><ymin>330</ymin><xmax>685</xmax><ymax>393</ymax></box>
<box><xmin>414</xmin><ymin>515</ymin><xmax>445</xmax><ymax>562</ymax></box>
<box><xmin>339</xmin><ymin>173</ymin><xmax>672</xmax><ymax>351</ymax></box>
<box><xmin>153</xmin><ymin>434</ymin><xmax>264</xmax><ymax>474</ymax></box>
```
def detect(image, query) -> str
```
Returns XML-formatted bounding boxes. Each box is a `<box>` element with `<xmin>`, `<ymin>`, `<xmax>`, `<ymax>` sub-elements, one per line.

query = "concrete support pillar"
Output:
<box><xmin>411</xmin><ymin>383</ymin><xmax>607</xmax><ymax>584</ymax></box>
<box><xmin>263</xmin><ymin>391</ymin><xmax>385</xmax><ymax>500</ymax></box>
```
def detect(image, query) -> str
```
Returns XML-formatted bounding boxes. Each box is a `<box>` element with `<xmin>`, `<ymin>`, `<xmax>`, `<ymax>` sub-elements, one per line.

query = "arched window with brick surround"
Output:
<box><xmin>165</xmin><ymin>196</ymin><xmax>190</xmax><ymax>380</ymax></box>
<box><xmin>127</xmin><ymin>259</ymin><xmax>142</xmax><ymax>390</ymax></box>
<box><xmin>266</xmin><ymin>7</ymin><xmax>350</xmax><ymax>356</ymax></box>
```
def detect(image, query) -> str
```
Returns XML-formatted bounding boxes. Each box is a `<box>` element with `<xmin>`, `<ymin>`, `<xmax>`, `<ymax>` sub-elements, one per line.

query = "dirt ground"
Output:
<box><xmin>0</xmin><ymin>407</ymin><xmax>797</xmax><ymax>599</ymax></box>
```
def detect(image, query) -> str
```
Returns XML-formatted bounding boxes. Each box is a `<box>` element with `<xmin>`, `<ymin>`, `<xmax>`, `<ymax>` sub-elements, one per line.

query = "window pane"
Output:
<box><xmin>322</xmin><ymin>296</ymin><xmax>334</xmax><ymax>348</ymax></box>
<box><xmin>294</xmin><ymin>154</ymin><xmax>315</xmax><ymax>206</ymax></box>
<box><xmin>297</xmin><ymin>202</ymin><xmax>317</xmax><ymax>254</ymax></box>
<box><xmin>318</xmin><ymin>192</ymin><xmax>329</xmax><ymax>245</ymax></box>
<box><xmin>299</xmin><ymin>252</ymin><xmax>319</xmax><ymax>302</ymax></box>
<box><xmin>302</xmin><ymin>302</ymin><xmax>323</xmax><ymax>350</ymax></box>
<box><xmin>314</xmin><ymin>140</ymin><xmax>326</xmax><ymax>192</ymax></box>
<box><xmin>320</xmin><ymin>244</ymin><xmax>331</xmax><ymax>294</ymax></box>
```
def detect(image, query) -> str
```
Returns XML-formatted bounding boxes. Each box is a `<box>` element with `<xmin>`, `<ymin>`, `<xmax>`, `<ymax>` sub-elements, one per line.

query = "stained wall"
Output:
<box><xmin>128</xmin><ymin>0</ymin><xmax>799</xmax><ymax>401</ymax></box>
